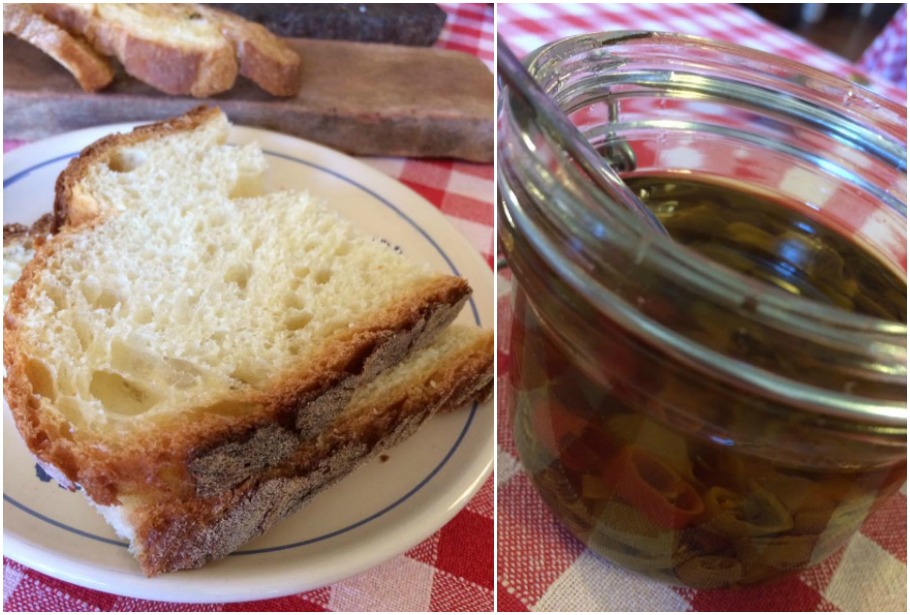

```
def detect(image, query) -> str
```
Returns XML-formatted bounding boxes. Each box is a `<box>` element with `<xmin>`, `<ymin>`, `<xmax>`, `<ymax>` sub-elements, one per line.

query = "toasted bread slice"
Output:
<box><xmin>39</xmin><ymin>3</ymin><xmax>239</xmax><ymax>97</ymax></box>
<box><xmin>192</xmin><ymin>5</ymin><xmax>302</xmax><ymax>97</ymax></box>
<box><xmin>36</xmin><ymin>3</ymin><xmax>302</xmax><ymax>97</ymax></box>
<box><xmin>3</xmin><ymin>107</ymin><xmax>474</xmax><ymax>510</ymax></box>
<box><xmin>3</xmin><ymin>3</ymin><xmax>114</xmax><ymax>92</ymax></box>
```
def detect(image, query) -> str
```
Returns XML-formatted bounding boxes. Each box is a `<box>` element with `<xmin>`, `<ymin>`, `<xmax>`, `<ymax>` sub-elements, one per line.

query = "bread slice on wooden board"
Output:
<box><xmin>2</xmin><ymin>3</ymin><xmax>114</xmax><ymax>92</ymax></box>
<box><xmin>37</xmin><ymin>3</ymin><xmax>239</xmax><ymax>97</ymax></box>
<box><xmin>213</xmin><ymin>3</ymin><xmax>448</xmax><ymax>46</ymax></box>
<box><xmin>17</xmin><ymin>3</ymin><xmax>301</xmax><ymax>97</ymax></box>
<box><xmin>192</xmin><ymin>5</ymin><xmax>302</xmax><ymax>96</ymax></box>
<box><xmin>97</xmin><ymin>324</ymin><xmax>493</xmax><ymax>576</ymax></box>
<box><xmin>3</xmin><ymin>107</ymin><xmax>476</xmax><ymax>512</ymax></box>
<box><xmin>3</xmin><ymin>36</ymin><xmax>494</xmax><ymax>161</ymax></box>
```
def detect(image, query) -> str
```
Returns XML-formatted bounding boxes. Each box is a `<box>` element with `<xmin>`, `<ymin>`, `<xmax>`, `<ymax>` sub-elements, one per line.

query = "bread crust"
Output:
<box><xmin>121</xmin><ymin>330</ymin><xmax>494</xmax><ymax>576</ymax></box>
<box><xmin>3</xmin><ymin>106</ymin><xmax>475</xmax><ymax>508</ymax></box>
<box><xmin>3</xmin><ymin>214</ymin><xmax>55</xmax><ymax>247</ymax></box>
<box><xmin>3</xmin><ymin>3</ymin><xmax>114</xmax><ymax>92</ymax></box>
<box><xmin>193</xmin><ymin>5</ymin><xmax>302</xmax><ymax>97</ymax></box>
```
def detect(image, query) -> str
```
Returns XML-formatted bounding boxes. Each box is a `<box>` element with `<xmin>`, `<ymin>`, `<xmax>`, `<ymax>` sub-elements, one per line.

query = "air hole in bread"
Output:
<box><xmin>283</xmin><ymin>292</ymin><xmax>305</xmax><ymax>310</ymax></box>
<box><xmin>201</xmin><ymin>244</ymin><xmax>217</xmax><ymax>263</ymax></box>
<box><xmin>71</xmin><ymin>314</ymin><xmax>93</xmax><ymax>352</ymax></box>
<box><xmin>110</xmin><ymin>340</ymin><xmax>156</xmax><ymax>378</ymax></box>
<box><xmin>230</xmin><ymin>365</ymin><xmax>261</xmax><ymax>386</ymax></box>
<box><xmin>89</xmin><ymin>288</ymin><xmax>121</xmax><ymax>310</ymax></box>
<box><xmin>284</xmin><ymin>310</ymin><xmax>312</xmax><ymax>331</ymax></box>
<box><xmin>223</xmin><ymin>263</ymin><xmax>251</xmax><ymax>291</ymax></box>
<box><xmin>25</xmin><ymin>359</ymin><xmax>57</xmax><ymax>401</ymax></box>
<box><xmin>108</xmin><ymin>149</ymin><xmax>147</xmax><ymax>173</ymax></box>
<box><xmin>314</xmin><ymin>269</ymin><xmax>332</xmax><ymax>285</ymax></box>
<box><xmin>134</xmin><ymin>305</ymin><xmax>154</xmax><ymax>325</ymax></box>
<box><xmin>229</xmin><ymin>173</ymin><xmax>263</xmax><ymax>199</ymax></box>
<box><xmin>89</xmin><ymin>370</ymin><xmax>159</xmax><ymax>415</ymax></box>
<box><xmin>334</xmin><ymin>242</ymin><xmax>351</xmax><ymax>256</ymax></box>
<box><xmin>41</xmin><ymin>281</ymin><xmax>67</xmax><ymax>310</ymax></box>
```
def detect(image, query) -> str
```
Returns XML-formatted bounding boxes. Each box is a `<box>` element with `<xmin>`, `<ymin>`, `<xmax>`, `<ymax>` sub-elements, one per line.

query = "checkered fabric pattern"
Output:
<box><xmin>858</xmin><ymin>4</ymin><xmax>908</xmax><ymax>90</ymax></box>
<box><xmin>2</xmin><ymin>3</ymin><xmax>494</xmax><ymax>612</ymax></box>
<box><xmin>497</xmin><ymin>4</ymin><xmax>906</xmax><ymax>612</ymax></box>
<box><xmin>498</xmin><ymin>2</ymin><xmax>907</xmax><ymax>104</ymax></box>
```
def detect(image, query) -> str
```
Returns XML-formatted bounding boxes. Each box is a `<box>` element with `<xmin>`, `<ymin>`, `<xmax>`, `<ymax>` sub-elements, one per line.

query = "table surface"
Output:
<box><xmin>2</xmin><ymin>3</ymin><xmax>494</xmax><ymax>612</ymax></box>
<box><xmin>3</xmin><ymin>3</ymin><xmax>907</xmax><ymax>612</ymax></box>
<box><xmin>496</xmin><ymin>3</ymin><xmax>906</xmax><ymax>613</ymax></box>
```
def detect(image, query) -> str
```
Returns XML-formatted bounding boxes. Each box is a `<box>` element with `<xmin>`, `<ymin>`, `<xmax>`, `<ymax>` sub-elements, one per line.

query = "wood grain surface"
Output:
<box><xmin>3</xmin><ymin>35</ymin><xmax>494</xmax><ymax>162</ymax></box>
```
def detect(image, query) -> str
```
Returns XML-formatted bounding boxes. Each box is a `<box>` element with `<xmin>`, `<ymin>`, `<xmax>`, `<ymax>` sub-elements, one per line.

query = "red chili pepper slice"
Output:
<box><xmin>530</xmin><ymin>401</ymin><xmax>587</xmax><ymax>460</ymax></box>
<box><xmin>530</xmin><ymin>402</ymin><xmax>615</xmax><ymax>472</ymax></box>
<box><xmin>603</xmin><ymin>445</ymin><xmax>704</xmax><ymax>529</ymax></box>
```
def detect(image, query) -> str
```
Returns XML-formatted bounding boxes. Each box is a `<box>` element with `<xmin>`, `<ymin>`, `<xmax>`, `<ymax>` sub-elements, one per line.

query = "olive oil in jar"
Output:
<box><xmin>625</xmin><ymin>175</ymin><xmax>907</xmax><ymax>323</ymax></box>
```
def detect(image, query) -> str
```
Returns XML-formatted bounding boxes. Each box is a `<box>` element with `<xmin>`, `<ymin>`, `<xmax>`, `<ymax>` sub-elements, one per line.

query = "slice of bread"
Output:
<box><xmin>40</xmin><ymin>3</ymin><xmax>238</xmax><ymax>97</ymax></box>
<box><xmin>98</xmin><ymin>324</ymin><xmax>493</xmax><ymax>576</ymax></box>
<box><xmin>6</xmin><ymin>226</ymin><xmax>492</xmax><ymax>576</ymax></box>
<box><xmin>29</xmin><ymin>3</ymin><xmax>301</xmax><ymax>97</ymax></box>
<box><xmin>2</xmin><ymin>3</ymin><xmax>114</xmax><ymax>92</ymax></box>
<box><xmin>3</xmin><ymin>107</ymin><xmax>475</xmax><ymax>512</ymax></box>
<box><xmin>192</xmin><ymin>5</ymin><xmax>303</xmax><ymax>97</ymax></box>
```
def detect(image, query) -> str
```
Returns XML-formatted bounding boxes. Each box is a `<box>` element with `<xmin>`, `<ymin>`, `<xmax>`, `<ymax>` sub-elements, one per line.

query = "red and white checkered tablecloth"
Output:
<box><xmin>497</xmin><ymin>3</ymin><xmax>907</xmax><ymax>613</ymax></box>
<box><xmin>2</xmin><ymin>3</ymin><xmax>494</xmax><ymax>612</ymax></box>
<box><xmin>859</xmin><ymin>4</ymin><xmax>908</xmax><ymax>91</ymax></box>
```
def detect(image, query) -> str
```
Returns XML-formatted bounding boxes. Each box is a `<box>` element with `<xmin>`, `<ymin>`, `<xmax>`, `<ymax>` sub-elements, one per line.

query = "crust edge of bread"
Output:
<box><xmin>115</xmin><ymin>329</ymin><xmax>494</xmax><ymax>576</ymax></box>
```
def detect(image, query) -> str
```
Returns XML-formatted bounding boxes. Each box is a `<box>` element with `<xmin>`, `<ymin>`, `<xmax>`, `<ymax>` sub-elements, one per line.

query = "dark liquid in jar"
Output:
<box><xmin>626</xmin><ymin>175</ymin><xmax>906</xmax><ymax>322</ymax></box>
<box><xmin>510</xmin><ymin>174</ymin><xmax>907</xmax><ymax>588</ymax></box>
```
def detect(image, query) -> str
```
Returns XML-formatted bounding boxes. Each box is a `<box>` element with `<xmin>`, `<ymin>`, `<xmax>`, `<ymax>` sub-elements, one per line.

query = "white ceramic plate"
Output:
<box><xmin>2</xmin><ymin>123</ymin><xmax>494</xmax><ymax>603</ymax></box>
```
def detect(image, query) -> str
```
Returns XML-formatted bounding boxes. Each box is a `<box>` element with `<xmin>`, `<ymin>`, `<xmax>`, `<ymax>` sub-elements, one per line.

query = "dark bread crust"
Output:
<box><xmin>187</xmin><ymin>285</ymin><xmax>470</xmax><ymax>498</ymax></box>
<box><xmin>125</xmin><ymin>329</ymin><xmax>494</xmax><ymax>576</ymax></box>
<box><xmin>3</xmin><ymin>107</ymin><xmax>475</xmax><ymax>508</ymax></box>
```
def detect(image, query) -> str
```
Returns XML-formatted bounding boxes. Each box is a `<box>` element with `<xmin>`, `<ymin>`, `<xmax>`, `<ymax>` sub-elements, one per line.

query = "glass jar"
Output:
<box><xmin>498</xmin><ymin>32</ymin><xmax>906</xmax><ymax>589</ymax></box>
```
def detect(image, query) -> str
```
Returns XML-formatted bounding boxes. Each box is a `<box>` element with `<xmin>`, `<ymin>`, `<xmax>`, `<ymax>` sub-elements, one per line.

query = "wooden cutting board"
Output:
<box><xmin>3</xmin><ymin>36</ymin><xmax>494</xmax><ymax>162</ymax></box>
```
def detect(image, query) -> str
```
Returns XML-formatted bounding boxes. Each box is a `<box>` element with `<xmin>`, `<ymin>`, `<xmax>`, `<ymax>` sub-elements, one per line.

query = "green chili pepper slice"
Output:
<box><xmin>704</xmin><ymin>482</ymin><xmax>793</xmax><ymax>537</ymax></box>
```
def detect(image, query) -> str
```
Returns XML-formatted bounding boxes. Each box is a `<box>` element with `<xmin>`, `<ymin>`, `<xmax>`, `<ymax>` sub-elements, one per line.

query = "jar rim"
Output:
<box><xmin>499</xmin><ymin>30</ymin><xmax>907</xmax><ymax>427</ymax></box>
